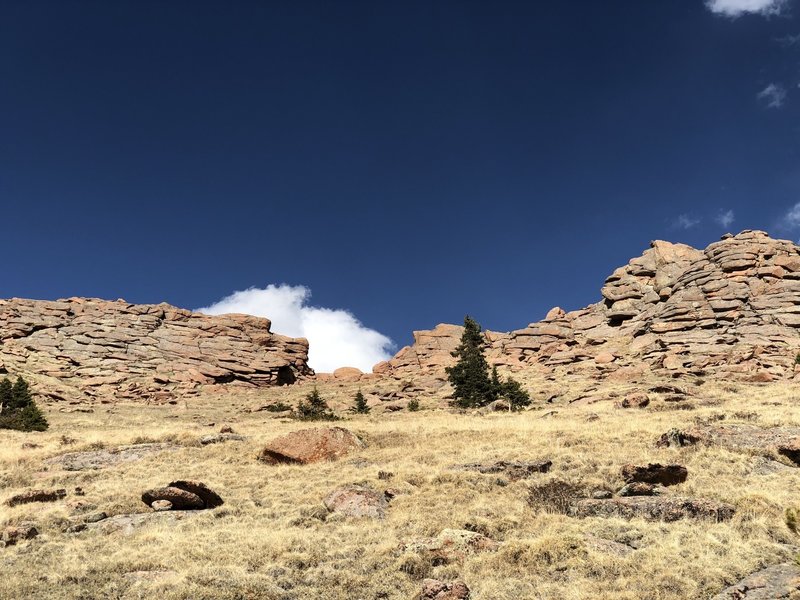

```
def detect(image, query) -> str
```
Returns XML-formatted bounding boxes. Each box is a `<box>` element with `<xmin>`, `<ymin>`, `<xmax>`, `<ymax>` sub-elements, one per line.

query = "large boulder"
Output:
<box><xmin>258</xmin><ymin>427</ymin><xmax>363</xmax><ymax>465</ymax></box>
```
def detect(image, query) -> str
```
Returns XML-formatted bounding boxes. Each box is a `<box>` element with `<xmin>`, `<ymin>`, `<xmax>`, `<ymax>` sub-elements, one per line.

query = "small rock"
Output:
<box><xmin>84</xmin><ymin>511</ymin><xmax>108</xmax><ymax>523</ymax></box>
<box><xmin>151</xmin><ymin>500</ymin><xmax>173</xmax><ymax>512</ymax></box>
<box><xmin>655</xmin><ymin>428</ymin><xmax>704</xmax><ymax>448</ymax></box>
<box><xmin>417</xmin><ymin>578</ymin><xmax>471</xmax><ymax>600</ymax></box>
<box><xmin>323</xmin><ymin>484</ymin><xmax>388</xmax><ymax>519</ymax></box>
<box><xmin>591</xmin><ymin>490</ymin><xmax>613</xmax><ymax>499</ymax></box>
<box><xmin>219</xmin><ymin>425</ymin><xmax>234</xmax><ymax>434</ymax></box>
<box><xmin>614</xmin><ymin>392</ymin><xmax>650</xmax><ymax>409</ymax></box>
<box><xmin>199</xmin><ymin>433</ymin><xmax>246</xmax><ymax>445</ymax></box>
<box><xmin>618</xmin><ymin>482</ymin><xmax>656</xmax><ymax>497</ymax></box>
<box><xmin>1</xmin><ymin>523</ymin><xmax>38</xmax><ymax>546</ymax></box>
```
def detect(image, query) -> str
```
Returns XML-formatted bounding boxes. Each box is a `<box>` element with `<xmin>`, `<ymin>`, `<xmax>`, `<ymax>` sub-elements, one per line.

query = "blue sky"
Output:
<box><xmin>2</xmin><ymin>0</ymin><xmax>800</xmax><ymax>370</ymax></box>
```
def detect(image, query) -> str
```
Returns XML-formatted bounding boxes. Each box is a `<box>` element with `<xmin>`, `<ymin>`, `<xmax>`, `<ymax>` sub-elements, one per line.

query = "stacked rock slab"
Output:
<box><xmin>375</xmin><ymin>231</ymin><xmax>800</xmax><ymax>380</ymax></box>
<box><xmin>0</xmin><ymin>297</ymin><xmax>311</xmax><ymax>402</ymax></box>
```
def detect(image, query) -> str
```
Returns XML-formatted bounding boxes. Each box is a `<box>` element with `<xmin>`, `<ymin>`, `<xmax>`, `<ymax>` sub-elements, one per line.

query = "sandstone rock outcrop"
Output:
<box><xmin>375</xmin><ymin>231</ymin><xmax>800</xmax><ymax>381</ymax></box>
<box><xmin>0</xmin><ymin>297</ymin><xmax>311</xmax><ymax>402</ymax></box>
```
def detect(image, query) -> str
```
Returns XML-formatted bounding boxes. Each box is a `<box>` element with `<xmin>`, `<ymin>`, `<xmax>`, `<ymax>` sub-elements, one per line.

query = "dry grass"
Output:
<box><xmin>2</xmin><ymin>377</ymin><xmax>800</xmax><ymax>599</ymax></box>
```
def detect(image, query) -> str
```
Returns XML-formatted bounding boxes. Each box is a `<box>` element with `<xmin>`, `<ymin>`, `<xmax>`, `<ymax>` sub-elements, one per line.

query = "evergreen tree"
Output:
<box><xmin>296</xmin><ymin>387</ymin><xmax>338</xmax><ymax>421</ymax></box>
<box><xmin>0</xmin><ymin>376</ymin><xmax>48</xmax><ymax>432</ymax></box>
<box><xmin>407</xmin><ymin>398</ymin><xmax>420</xmax><ymax>411</ymax></box>
<box><xmin>490</xmin><ymin>366</ymin><xmax>502</xmax><ymax>400</ymax></box>
<box><xmin>446</xmin><ymin>316</ymin><xmax>494</xmax><ymax>408</ymax></box>
<box><xmin>352</xmin><ymin>390</ymin><xmax>370</xmax><ymax>414</ymax></box>
<box><xmin>0</xmin><ymin>378</ymin><xmax>12</xmax><ymax>412</ymax></box>
<box><xmin>10</xmin><ymin>376</ymin><xmax>32</xmax><ymax>411</ymax></box>
<box><xmin>499</xmin><ymin>377</ymin><xmax>531</xmax><ymax>411</ymax></box>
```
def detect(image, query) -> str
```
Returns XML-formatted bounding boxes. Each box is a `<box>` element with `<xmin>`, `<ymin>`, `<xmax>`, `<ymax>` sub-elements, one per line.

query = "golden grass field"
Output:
<box><xmin>2</xmin><ymin>376</ymin><xmax>800</xmax><ymax>600</ymax></box>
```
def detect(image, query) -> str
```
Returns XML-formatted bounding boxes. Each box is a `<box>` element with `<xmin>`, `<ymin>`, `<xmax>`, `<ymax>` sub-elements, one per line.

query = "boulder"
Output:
<box><xmin>141</xmin><ymin>487</ymin><xmax>204</xmax><ymax>510</ymax></box>
<box><xmin>5</xmin><ymin>488</ymin><xmax>66</xmax><ymax>507</ymax></box>
<box><xmin>621</xmin><ymin>463</ymin><xmax>688</xmax><ymax>486</ymax></box>
<box><xmin>258</xmin><ymin>427</ymin><xmax>363</xmax><ymax>465</ymax></box>
<box><xmin>333</xmin><ymin>367</ymin><xmax>363</xmax><ymax>380</ymax></box>
<box><xmin>655</xmin><ymin>428</ymin><xmax>705</xmax><ymax>448</ymax></box>
<box><xmin>569</xmin><ymin>496</ymin><xmax>735</xmax><ymax>522</ymax></box>
<box><xmin>323</xmin><ymin>484</ymin><xmax>388</xmax><ymax>519</ymax></box>
<box><xmin>44</xmin><ymin>443</ymin><xmax>178</xmax><ymax>471</ymax></box>
<box><xmin>167</xmin><ymin>481</ymin><xmax>224</xmax><ymax>509</ymax></box>
<box><xmin>417</xmin><ymin>579</ymin><xmax>471</xmax><ymax>600</ymax></box>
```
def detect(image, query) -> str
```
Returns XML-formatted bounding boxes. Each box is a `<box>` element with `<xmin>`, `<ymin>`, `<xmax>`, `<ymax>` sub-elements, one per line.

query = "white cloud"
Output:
<box><xmin>758</xmin><ymin>83</ymin><xmax>787</xmax><ymax>108</ymax></box>
<box><xmin>786</xmin><ymin>202</ymin><xmax>800</xmax><ymax>228</ymax></box>
<box><xmin>715</xmin><ymin>209</ymin><xmax>735</xmax><ymax>228</ymax></box>
<box><xmin>197</xmin><ymin>284</ymin><xmax>394</xmax><ymax>373</ymax></box>
<box><xmin>674</xmin><ymin>214</ymin><xmax>701</xmax><ymax>229</ymax></box>
<box><xmin>706</xmin><ymin>0</ymin><xmax>786</xmax><ymax>17</ymax></box>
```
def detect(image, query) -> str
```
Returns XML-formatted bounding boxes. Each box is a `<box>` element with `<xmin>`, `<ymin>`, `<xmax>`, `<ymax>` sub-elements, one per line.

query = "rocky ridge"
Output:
<box><xmin>0</xmin><ymin>297</ymin><xmax>311</xmax><ymax>402</ymax></box>
<box><xmin>375</xmin><ymin>231</ymin><xmax>800</xmax><ymax>382</ymax></box>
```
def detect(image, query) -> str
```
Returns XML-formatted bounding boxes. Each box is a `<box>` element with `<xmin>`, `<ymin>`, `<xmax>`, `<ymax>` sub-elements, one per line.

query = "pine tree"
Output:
<box><xmin>499</xmin><ymin>377</ymin><xmax>531</xmax><ymax>411</ymax></box>
<box><xmin>10</xmin><ymin>376</ymin><xmax>32</xmax><ymax>412</ymax></box>
<box><xmin>0</xmin><ymin>376</ymin><xmax>48</xmax><ymax>432</ymax></box>
<box><xmin>296</xmin><ymin>387</ymin><xmax>338</xmax><ymax>421</ymax></box>
<box><xmin>446</xmin><ymin>316</ymin><xmax>494</xmax><ymax>408</ymax></box>
<box><xmin>352</xmin><ymin>390</ymin><xmax>370</xmax><ymax>414</ymax></box>
<box><xmin>0</xmin><ymin>378</ymin><xmax>12</xmax><ymax>412</ymax></box>
<box><xmin>490</xmin><ymin>366</ymin><xmax>502</xmax><ymax>400</ymax></box>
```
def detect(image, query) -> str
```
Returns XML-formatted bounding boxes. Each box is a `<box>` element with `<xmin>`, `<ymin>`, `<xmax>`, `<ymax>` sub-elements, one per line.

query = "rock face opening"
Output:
<box><xmin>276</xmin><ymin>365</ymin><xmax>296</xmax><ymax>386</ymax></box>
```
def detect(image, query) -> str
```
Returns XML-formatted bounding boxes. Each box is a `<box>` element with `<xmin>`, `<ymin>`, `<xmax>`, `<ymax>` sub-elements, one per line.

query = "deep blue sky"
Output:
<box><xmin>2</xmin><ymin>0</ymin><xmax>800</xmax><ymax>347</ymax></box>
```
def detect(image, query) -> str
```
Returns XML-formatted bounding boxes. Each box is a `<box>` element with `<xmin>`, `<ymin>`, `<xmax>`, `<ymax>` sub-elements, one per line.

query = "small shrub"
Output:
<box><xmin>787</xmin><ymin>507</ymin><xmax>799</xmax><ymax>534</ymax></box>
<box><xmin>795</xmin><ymin>352</ymin><xmax>800</xmax><ymax>365</ymax></box>
<box><xmin>407</xmin><ymin>398</ymin><xmax>420</xmax><ymax>412</ymax></box>
<box><xmin>296</xmin><ymin>388</ymin><xmax>338</xmax><ymax>421</ymax></box>
<box><xmin>499</xmin><ymin>376</ymin><xmax>531</xmax><ymax>410</ymax></box>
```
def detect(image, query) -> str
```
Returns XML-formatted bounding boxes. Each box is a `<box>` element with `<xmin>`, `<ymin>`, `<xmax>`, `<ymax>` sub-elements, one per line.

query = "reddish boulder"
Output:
<box><xmin>258</xmin><ymin>427</ymin><xmax>363</xmax><ymax>465</ymax></box>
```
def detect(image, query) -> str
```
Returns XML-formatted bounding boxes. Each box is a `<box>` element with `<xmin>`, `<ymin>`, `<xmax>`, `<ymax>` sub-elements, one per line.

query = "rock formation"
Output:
<box><xmin>375</xmin><ymin>231</ymin><xmax>800</xmax><ymax>381</ymax></box>
<box><xmin>0</xmin><ymin>297</ymin><xmax>311</xmax><ymax>402</ymax></box>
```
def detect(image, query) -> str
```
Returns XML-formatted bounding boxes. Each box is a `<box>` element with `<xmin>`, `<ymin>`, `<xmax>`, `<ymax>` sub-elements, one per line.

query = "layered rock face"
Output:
<box><xmin>376</xmin><ymin>231</ymin><xmax>800</xmax><ymax>381</ymax></box>
<box><xmin>0</xmin><ymin>297</ymin><xmax>311</xmax><ymax>401</ymax></box>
